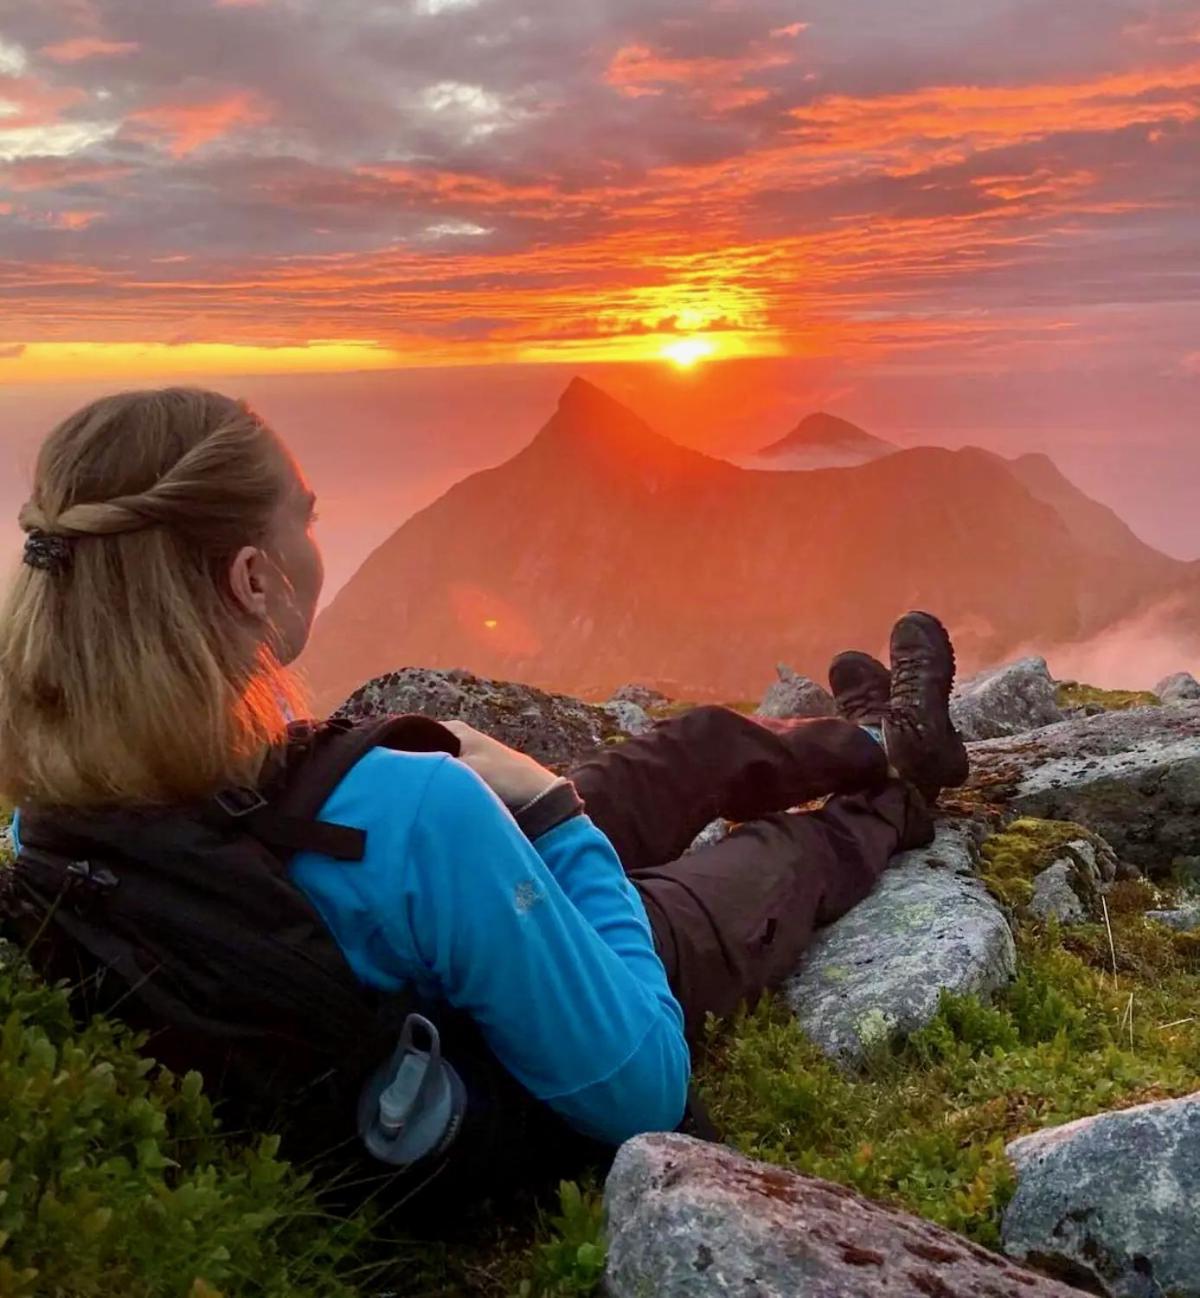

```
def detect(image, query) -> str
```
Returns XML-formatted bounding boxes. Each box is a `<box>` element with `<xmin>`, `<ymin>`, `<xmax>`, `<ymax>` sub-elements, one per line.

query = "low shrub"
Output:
<box><xmin>0</xmin><ymin>958</ymin><xmax>370</xmax><ymax>1298</ymax></box>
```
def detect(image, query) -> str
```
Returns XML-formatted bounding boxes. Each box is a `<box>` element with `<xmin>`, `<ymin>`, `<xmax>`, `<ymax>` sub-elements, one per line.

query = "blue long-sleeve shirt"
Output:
<box><xmin>14</xmin><ymin>751</ymin><xmax>690</xmax><ymax>1145</ymax></box>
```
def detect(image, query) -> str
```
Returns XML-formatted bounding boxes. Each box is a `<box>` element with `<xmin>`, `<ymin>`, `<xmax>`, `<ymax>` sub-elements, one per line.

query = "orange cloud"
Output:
<box><xmin>40</xmin><ymin>37</ymin><xmax>139</xmax><ymax>62</ymax></box>
<box><xmin>971</xmin><ymin>168</ymin><xmax>1098</xmax><ymax>201</ymax></box>
<box><xmin>356</xmin><ymin>164</ymin><xmax>564</xmax><ymax>210</ymax></box>
<box><xmin>124</xmin><ymin>91</ymin><xmax>269</xmax><ymax>157</ymax></box>
<box><xmin>605</xmin><ymin>40</ymin><xmax>792</xmax><ymax>114</ymax></box>
<box><xmin>0</xmin><ymin>72</ymin><xmax>86</xmax><ymax>128</ymax></box>
<box><xmin>0</xmin><ymin>157</ymin><xmax>133</xmax><ymax>190</ymax></box>
<box><xmin>788</xmin><ymin>61</ymin><xmax>1200</xmax><ymax>168</ymax></box>
<box><xmin>49</xmin><ymin>208</ymin><xmax>103</xmax><ymax>229</ymax></box>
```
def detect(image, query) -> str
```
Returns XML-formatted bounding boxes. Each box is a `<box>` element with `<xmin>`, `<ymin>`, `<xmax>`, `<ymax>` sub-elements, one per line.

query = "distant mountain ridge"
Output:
<box><xmin>737</xmin><ymin>411</ymin><xmax>898</xmax><ymax>470</ymax></box>
<box><xmin>300</xmin><ymin>378</ymin><xmax>1196</xmax><ymax>711</ymax></box>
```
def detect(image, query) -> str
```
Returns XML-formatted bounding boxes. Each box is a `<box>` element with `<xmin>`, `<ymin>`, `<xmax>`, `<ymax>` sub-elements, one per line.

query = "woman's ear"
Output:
<box><xmin>227</xmin><ymin>545</ymin><xmax>270</xmax><ymax>620</ymax></box>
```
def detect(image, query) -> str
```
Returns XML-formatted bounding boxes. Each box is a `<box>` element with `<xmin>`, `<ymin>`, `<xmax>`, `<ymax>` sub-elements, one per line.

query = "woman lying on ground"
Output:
<box><xmin>0</xmin><ymin>389</ymin><xmax>968</xmax><ymax>1203</ymax></box>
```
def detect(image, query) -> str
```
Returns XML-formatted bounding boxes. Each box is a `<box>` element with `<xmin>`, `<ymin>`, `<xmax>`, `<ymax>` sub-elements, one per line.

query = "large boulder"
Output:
<box><xmin>605</xmin><ymin>1132</ymin><xmax>1091</xmax><ymax>1298</ymax></box>
<box><xmin>1155</xmin><ymin>671</ymin><xmax>1200</xmax><ymax>705</ymax></box>
<box><xmin>783</xmin><ymin>824</ymin><xmax>1016</xmax><ymax>1064</ymax></box>
<box><xmin>756</xmin><ymin>664</ymin><xmax>838</xmax><ymax>720</ymax></box>
<box><xmin>967</xmin><ymin>702</ymin><xmax>1200</xmax><ymax>876</ymax></box>
<box><xmin>951</xmin><ymin>656</ymin><xmax>1065</xmax><ymax>741</ymax></box>
<box><xmin>334</xmin><ymin>666</ymin><xmax>622</xmax><ymax>769</ymax></box>
<box><xmin>1003</xmin><ymin>1093</ymin><xmax>1200</xmax><ymax>1297</ymax></box>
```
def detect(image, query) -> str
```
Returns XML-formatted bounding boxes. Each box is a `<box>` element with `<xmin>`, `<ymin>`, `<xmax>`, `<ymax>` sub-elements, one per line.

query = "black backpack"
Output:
<box><xmin>1</xmin><ymin>714</ymin><xmax>590</xmax><ymax>1206</ymax></box>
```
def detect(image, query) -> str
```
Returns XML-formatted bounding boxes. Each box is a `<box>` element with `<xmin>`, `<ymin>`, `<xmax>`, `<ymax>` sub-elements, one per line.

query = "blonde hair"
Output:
<box><xmin>0</xmin><ymin>387</ymin><xmax>307</xmax><ymax>808</ymax></box>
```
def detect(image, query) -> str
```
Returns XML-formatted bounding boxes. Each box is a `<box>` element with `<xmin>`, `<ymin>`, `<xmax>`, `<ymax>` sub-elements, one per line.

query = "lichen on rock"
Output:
<box><xmin>783</xmin><ymin>823</ymin><xmax>1016</xmax><ymax>1064</ymax></box>
<box><xmin>1003</xmin><ymin>1093</ymin><xmax>1200</xmax><ymax>1298</ymax></box>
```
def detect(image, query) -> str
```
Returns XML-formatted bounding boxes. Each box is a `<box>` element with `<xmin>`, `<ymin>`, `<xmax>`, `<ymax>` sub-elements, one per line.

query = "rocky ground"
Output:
<box><xmin>344</xmin><ymin>660</ymin><xmax>1200</xmax><ymax>1297</ymax></box>
<box><xmin>3</xmin><ymin>659</ymin><xmax>1198</xmax><ymax>1297</ymax></box>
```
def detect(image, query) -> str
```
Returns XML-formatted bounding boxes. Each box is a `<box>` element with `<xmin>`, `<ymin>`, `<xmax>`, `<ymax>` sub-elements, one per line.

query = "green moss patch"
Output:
<box><xmin>1055</xmin><ymin>682</ymin><xmax>1159</xmax><ymax>712</ymax></box>
<box><xmin>979</xmin><ymin>817</ymin><xmax>1104</xmax><ymax>910</ymax></box>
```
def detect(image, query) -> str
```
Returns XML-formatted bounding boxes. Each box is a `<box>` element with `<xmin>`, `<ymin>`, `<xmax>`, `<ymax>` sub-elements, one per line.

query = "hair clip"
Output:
<box><xmin>23</xmin><ymin>529</ymin><xmax>75</xmax><ymax>575</ymax></box>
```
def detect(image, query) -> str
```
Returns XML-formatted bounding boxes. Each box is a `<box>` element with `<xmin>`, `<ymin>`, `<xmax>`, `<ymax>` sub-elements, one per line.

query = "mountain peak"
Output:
<box><xmin>759</xmin><ymin>412</ymin><xmax>897</xmax><ymax>459</ymax></box>
<box><xmin>525</xmin><ymin>376</ymin><xmax>727</xmax><ymax>479</ymax></box>
<box><xmin>558</xmin><ymin>375</ymin><xmax>614</xmax><ymax>412</ymax></box>
<box><xmin>543</xmin><ymin>377</ymin><xmax>652</xmax><ymax>442</ymax></box>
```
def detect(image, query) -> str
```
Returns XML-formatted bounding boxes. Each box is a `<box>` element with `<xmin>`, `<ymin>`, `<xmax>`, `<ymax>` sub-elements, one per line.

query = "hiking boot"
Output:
<box><xmin>828</xmin><ymin>651</ymin><xmax>891</xmax><ymax>726</ymax></box>
<box><xmin>883</xmin><ymin>612</ymin><xmax>969</xmax><ymax>802</ymax></box>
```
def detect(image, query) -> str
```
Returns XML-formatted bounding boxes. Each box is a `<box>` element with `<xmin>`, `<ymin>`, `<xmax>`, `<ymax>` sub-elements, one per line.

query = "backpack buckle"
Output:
<box><xmin>214</xmin><ymin>787</ymin><xmax>269</xmax><ymax>818</ymax></box>
<box><xmin>64</xmin><ymin>859</ymin><xmax>119</xmax><ymax>896</ymax></box>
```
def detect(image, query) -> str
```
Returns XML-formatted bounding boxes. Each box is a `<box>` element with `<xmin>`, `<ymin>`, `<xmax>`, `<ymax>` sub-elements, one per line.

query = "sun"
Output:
<box><xmin>661</xmin><ymin>336</ymin><xmax>717</xmax><ymax>369</ymax></box>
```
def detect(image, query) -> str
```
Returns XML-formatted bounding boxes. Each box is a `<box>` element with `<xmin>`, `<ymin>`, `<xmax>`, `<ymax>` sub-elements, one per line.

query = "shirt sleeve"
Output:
<box><xmin>337</xmin><ymin>754</ymin><xmax>689</xmax><ymax>1145</ymax></box>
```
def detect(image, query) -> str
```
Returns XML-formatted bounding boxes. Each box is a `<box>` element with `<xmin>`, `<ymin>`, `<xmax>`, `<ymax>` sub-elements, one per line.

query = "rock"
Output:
<box><xmin>783</xmin><ymin>824</ymin><xmax>1016</xmax><ymax>1064</ymax></box>
<box><xmin>951</xmin><ymin>657</ymin><xmax>1065</xmax><ymax>741</ymax></box>
<box><xmin>602</xmin><ymin>699</ymin><xmax>655</xmax><ymax>736</ymax></box>
<box><xmin>1029</xmin><ymin>862</ymin><xmax>1088</xmax><ymax>923</ymax></box>
<box><xmin>1064</xmin><ymin>835</ymin><xmax>1117</xmax><ymax>884</ymax></box>
<box><xmin>683</xmin><ymin>817</ymin><xmax>731</xmax><ymax>855</ymax></box>
<box><xmin>1145</xmin><ymin>901</ymin><xmax>1200</xmax><ymax>932</ymax></box>
<box><xmin>755</xmin><ymin>664</ymin><xmax>838</xmax><ymax>720</ymax></box>
<box><xmin>1003</xmin><ymin>1093</ymin><xmax>1200</xmax><ymax>1297</ymax></box>
<box><xmin>1155</xmin><ymin>671</ymin><xmax>1200</xmax><ymax>705</ymax></box>
<box><xmin>334</xmin><ymin>666</ymin><xmax>624</xmax><ymax>769</ymax></box>
<box><xmin>609</xmin><ymin>682</ymin><xmax>672</xmax><ymax>709</ymax></box>
<box><xmin>967</xmin><ymin>702</ymin><xmax>1200</xmax><ymax>876</ymax></box>
<box><xmin>605</xmin><ymin>1132</ymin><xmax>1091</xmax><ymax>1298</ymax></box>
<box><xmin>1027</xmin><ymin>839</ymin><xmax>1103</xmax><ymax>924</ymax></box>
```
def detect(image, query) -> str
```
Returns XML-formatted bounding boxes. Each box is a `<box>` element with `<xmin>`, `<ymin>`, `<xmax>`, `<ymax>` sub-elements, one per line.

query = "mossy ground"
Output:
<box><xmin>644</xmin><ymin>698</ymin><xmax>760</xmax><ymax>720</ymax></box>
<box><xmin>1055</xmin><ymin>681</ymin><xmax>1159</xmax><ymax>712</ymax></box>
<box><xmin>4</xmin><ymin>810</ymin><xmax>1199</xmax><ymax>1295</ymax></box>
<box><xmin>978</xmin><ymin>816</ymin><xmax>1105</xmax><ymax>910</ymax></box>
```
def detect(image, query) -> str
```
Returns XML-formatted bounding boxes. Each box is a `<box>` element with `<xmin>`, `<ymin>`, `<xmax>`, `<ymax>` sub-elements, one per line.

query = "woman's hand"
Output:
<box><xmin>441</xmin><ymin>720</ymin><xmax>559</xmax><ymax>809</ymax></box>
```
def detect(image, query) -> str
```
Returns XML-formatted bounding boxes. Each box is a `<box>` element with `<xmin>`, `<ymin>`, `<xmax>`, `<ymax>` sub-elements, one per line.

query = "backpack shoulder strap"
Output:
<box><xmin>208</xmin><ymin>714</ymin><xmax>463</xmax><ymax>867</ymax></box>
<box><xmin>276</xmin><ymin>714</ymin><xmax>462</xmax><ymax>822</ymax></box>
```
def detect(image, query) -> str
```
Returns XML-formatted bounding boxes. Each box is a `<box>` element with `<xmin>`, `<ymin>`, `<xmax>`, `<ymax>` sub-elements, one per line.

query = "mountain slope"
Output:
<box><xmin>998</xmin><ymin>451</ymin><xmax>1165</xmax><ymax>565</ymax></box>
<box><xmin>301</xmin><ymin>380</ymin><xmax>1193</xmax><ymax>711</ymax></box>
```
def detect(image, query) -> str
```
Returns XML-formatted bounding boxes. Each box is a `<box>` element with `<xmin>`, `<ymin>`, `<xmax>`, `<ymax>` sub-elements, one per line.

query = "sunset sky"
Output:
<box><xmin>1</xmin><ymin>0</ymin><xmax>1198</xmax><ymax>586</ymax></box>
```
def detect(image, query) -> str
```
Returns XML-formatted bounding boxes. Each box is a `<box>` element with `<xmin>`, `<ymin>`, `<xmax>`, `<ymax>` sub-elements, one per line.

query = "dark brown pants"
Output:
<box><xmin>568</xmin><ymin>705</ymin><xmax>916</xmax><ymax>1041</ymax></box>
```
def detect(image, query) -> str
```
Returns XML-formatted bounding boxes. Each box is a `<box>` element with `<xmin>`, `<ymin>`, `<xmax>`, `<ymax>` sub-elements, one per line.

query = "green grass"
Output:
<box><xmin>1055</xmin><ymin>682</ymin><xmax>1160</xmax><ymax>712</ymax></box>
